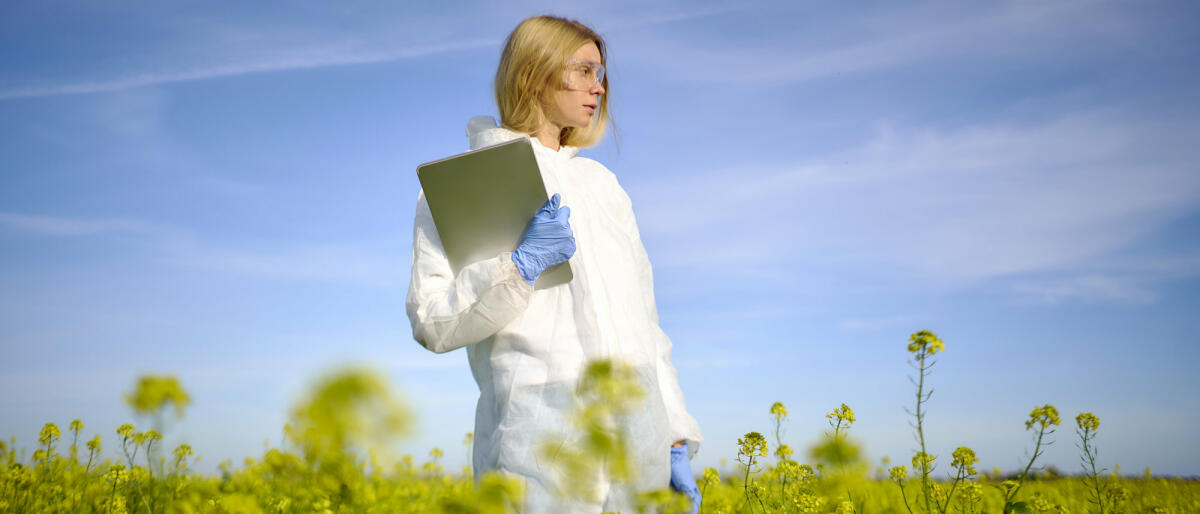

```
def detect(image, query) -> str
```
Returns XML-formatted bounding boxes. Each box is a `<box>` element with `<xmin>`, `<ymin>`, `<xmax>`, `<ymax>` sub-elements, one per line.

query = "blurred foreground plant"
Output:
<box><xmin>539</xmin><ymin>359</ymin><xmax>649</xmax><ymax>508</ymax></box>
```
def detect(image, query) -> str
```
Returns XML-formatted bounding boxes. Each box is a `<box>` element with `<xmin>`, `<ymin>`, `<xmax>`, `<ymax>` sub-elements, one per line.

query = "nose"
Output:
<box><xmin>591</xmin><ymin>80</ymin><xmax>605</xmax><ymax>95</ymax></box>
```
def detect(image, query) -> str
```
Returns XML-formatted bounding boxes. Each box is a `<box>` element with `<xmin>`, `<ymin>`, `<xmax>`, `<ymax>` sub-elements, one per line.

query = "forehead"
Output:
<box><xmin>570</xmin><ymin>41</ymin><xmax>602</xmax><ymax>63</ymax></box>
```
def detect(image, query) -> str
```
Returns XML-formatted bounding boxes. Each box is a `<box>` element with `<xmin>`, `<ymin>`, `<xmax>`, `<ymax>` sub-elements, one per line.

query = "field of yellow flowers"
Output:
<box><xmin>2</xmin><ymin>331</ymin><xmax>1197</xmax><ymax>513</ymax></box>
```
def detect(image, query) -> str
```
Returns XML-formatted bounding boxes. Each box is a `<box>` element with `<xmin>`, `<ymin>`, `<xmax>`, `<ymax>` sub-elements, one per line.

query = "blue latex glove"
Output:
<box><xmin>669</xmin><ymin>443</ymin><xmax>701</xmax><ymax>514</ymax></box>
<box><xmin>511</xmin><ymin>193</ymin><xmax>576</xmax><ymax>286</ymax></box>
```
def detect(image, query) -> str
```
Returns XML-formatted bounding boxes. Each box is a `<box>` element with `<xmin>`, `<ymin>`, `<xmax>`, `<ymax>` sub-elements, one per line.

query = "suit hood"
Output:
<box><xmin>466</xmin><ymin>115</ymin><xmax>580</xmax><ymax>158</ymax></box>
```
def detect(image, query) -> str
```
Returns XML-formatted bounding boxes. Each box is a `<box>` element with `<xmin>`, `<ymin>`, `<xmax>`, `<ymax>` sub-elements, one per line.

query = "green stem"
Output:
<box><xmin>896</xmin><ymin>479</ymin><xmax>916</xmax><ymax>514</ymax></box>
<box><xmin>1083</xmin><ymin>429</ymin><xmax>1106</xmax><ymax>514</ymax></box>
<box><xmin>743</xmin><ymin>457</ymin><xmax>755</xmax><ymax>514</ymax></box>
<box><xmin>916</xmin><ymin>353</ymin><xmax>932</xmax><ymax>514</ymax></box>
<box><xmin>1011</xmin><ymin>426</ymin><xmax>1045</xmax><ymax>502</ymax></box>
<box><xmin>146</xmin><ymin>439</ymin><xmax>156</xmax><ymax>478</ymax></box>
<box><xmin>43</xmin><ymin>440</ymin><xmax>52</xmax><ymax>473</ymax></box>
<box><xmin>107</xmin><ymin>479</ymin><xmax>117</xmax><ymax>514</ymax></box>
<box><xmin>941</xmin><ymin>472</ymin><xmax>962</xmax><ymax>514</ymax></box>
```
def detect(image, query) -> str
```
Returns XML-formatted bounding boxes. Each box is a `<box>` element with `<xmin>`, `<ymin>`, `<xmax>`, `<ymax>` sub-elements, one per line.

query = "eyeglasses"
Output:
<box><xmin>563</xmin><ymin>58</ymin><xmax>605</xmax><ymax>91</ymax></box>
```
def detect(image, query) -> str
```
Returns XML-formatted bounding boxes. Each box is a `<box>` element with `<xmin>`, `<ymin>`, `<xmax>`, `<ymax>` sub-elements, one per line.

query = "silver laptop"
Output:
<box><xmin>416</xmin><ymin>138</ymin><xmax>573</xmax><ymax>290</ymax></box>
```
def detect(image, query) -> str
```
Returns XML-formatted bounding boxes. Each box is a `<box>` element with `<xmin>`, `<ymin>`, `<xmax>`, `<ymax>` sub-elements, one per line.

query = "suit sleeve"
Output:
<box><xmin>405</xmin><ymin>190</ymin><xmax>535</xmax><ymax>354</ymax></box>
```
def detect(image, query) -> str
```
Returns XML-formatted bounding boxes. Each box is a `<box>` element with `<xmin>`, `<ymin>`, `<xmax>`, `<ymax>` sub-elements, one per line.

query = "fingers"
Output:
<box><xmin>549</xmin><ymin>193</ymin><xmax>561</xmax><ymax>209</ymax></box>
<box><xmin>557</xmin><ymin>206</ymin><xmax>571</xmax><ymax>226</ymax></box>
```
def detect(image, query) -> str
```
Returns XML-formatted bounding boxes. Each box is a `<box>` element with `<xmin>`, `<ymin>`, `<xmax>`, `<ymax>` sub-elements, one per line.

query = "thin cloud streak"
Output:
<box><xmin>1009</xmin><ymin>274</ymin><xmax>1158</xmax><ymax>305</ymax></box>
<box><xmin>0</xmin><ymin>211</ymin><xmax>403</xmax><ymax>287</ymax></box>
<box><xmin>0</xmin><ymin>2</ymin><xmax>752</xmax><ymax>101</ymax></box>
<box><xmin>630</xmin><ymin>108</ymin><xmax>1200</xmax><ymax>301</ymax></box>
<box><xmin>0</xmin><ymin>39</ymin><xmax>496</xmax><ymax>100</ymax></box>
<box><xmin>626</xmin><ymin>2</ymin><xmax>1137</xmax><ymax>86</ymax></box>
<box><xmin>0</xmin><ymin>212</ymin><xmax>164</xmax><ymax>236</ymax></box>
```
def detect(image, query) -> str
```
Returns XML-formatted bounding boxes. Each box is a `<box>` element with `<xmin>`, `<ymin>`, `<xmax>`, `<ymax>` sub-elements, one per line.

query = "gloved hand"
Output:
<box><xmin>511</xmin><ymin>193</ymin><xmax>576</xmax><ymax>286</ymax></box>
<box><xmin>669</xmin><ymin>443</ymin><xmax>701</xmax><ymax>514</ymax></box>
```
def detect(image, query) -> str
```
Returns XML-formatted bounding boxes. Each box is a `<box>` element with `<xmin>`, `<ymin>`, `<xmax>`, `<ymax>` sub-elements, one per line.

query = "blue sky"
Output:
<box><xmin>2</xmin><ymin>1</ymin><xmax>1199</xmax><ymax>477</ymax></box>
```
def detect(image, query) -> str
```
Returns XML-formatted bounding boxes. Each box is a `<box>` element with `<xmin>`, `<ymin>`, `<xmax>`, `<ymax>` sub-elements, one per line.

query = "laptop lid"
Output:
<box><xmin>416</xmin><ymin>138</ymin><xmax>573</xmax><ymax>290</ymax></box>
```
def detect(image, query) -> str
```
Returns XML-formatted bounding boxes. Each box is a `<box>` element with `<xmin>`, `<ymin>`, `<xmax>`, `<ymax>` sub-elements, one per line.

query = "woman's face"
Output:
<box><xmin>544</xmin><ymin>42</ymin><xmax>605</xmax><ymax>131</ymax></box>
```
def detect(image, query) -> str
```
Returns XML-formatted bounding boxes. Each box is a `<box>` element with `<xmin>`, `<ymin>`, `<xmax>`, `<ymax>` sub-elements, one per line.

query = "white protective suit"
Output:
<box><xmin>406</xmin><ymin>115</ymin><xmax>702</xmax><ymax>513</ymax></box>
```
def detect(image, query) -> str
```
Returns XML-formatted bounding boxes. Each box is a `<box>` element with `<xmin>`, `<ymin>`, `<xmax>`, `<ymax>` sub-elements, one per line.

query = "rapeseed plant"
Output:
<box><xmin>1005</xmin><ymin>404</ymin><xmax>1062</xmax><ymax>513</ymax></box>
<box><xmin>905</xmin><ymin>329</ymin><xmax>944</xmax><ymax>514</ymax></box>
<box><xmin>935</xmin><ymin>446</ymin><xmax>979</xmax><ymax>514</ymax></box>
<box><xmin>1075</xmin><ymin>412</ymin><xmax>1107</xmax><ymax>514</ymax></box>
<box><xmin>825</xmin><ymin>404</ymin><xmax>855</xmax><ymax>440</ymax></box>
<box><xmin>810</xmin><ymin>401</ymin><xmax>864</xmax><ymax>512</ymax></box>
<box><xmin>5</xmin><ymin>334</ymin><xmax>1200</xmax><ymax>512</ymax></box>
<box><xmin>737</xmin><ymin>431</ymin><xmax>769</xmax><ymax>513</ymax></box>
<box><xmin>36</xmin><ymin>423</ymin><xmax>58</xmax><ymax>472</ymax></box>
<box><xmin>540</xmin><ymin>359</ymin><xmax>646</xmax><ymax>508</ymax></box>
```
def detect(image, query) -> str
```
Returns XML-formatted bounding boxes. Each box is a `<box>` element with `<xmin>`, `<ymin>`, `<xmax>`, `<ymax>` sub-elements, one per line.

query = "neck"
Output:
<box><xmin>534</xmin><ymin>119</ymin><xmax>562</xmax><ymax>151</ymax></box>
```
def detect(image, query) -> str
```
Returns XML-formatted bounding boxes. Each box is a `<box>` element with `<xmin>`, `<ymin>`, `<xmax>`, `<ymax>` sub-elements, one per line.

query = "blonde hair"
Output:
<box><xmin>495</xmin><ymin>15</ymin><xmax>611</xmax><ymax>149</ymax></box>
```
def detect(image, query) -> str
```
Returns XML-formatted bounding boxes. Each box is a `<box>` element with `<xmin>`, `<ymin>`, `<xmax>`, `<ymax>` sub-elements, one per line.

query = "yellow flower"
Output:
<box><xmin>810</xmin><ymin>434</ymin><xmax>862</xmax><ymax>467</ymax></box>
<box><xmin>770</xmin><ymin>401</ymin><xmax>789</xmax><ymax>420</ymax></box>
<box><xmin>1030</xmin><ymin>492</ymin><xmax>1052</xmax><ymax>513</ymax></box>
<box><xmin>87</xmin><ymin>435</ymin><xmax>102</xmax><ymax>452</ymax></box>
<box><xmin>116</xmin><ymin>423</ymin><xmax>135</xmax><ymax>439</ymax></box>
<box><xmin>959</xmin><ymin>482</ymin><xmax>983</xmax><ymax>504</ymax></box>
<box><xmin>737</xmin><ymin>432</ymin><xmax>769</xmax><ymax>460</ymax></box>
<box><xmin>912</xmin><ymin>451</ymin><xmax>935</xmax><ymax>473</ymax></box>
<box><xmin>775</xmin><ymin>443</ymin><xmax>794</xmax><ymax>460</ymax></box>
<box><xmin>951</xmin><ymin>446</ymin><xmax>978</xmax><ymax>475</ymax></box>
<box><xmin>825</xmin><ymin>403</ymin><xmax>856</xmax><ymax>427</ymax></box>
<box><xmin>69</xmin><ymin>419</ymin><xmax>83</xmax><ymax>433</ymax></box>
<box><xmin>702</xmin><ymin>467</ymin><xmax>720</xmax><ymax>487</ymax></box>
<box><xmin>797</xmin><ymin>463</ymin><xmax>815</xmax><ymax>481</ymax></box>
<box><xmin>105</xmin><ymin>464</ymin><xmax>130</xmax><ymax>485</ymax></box>
<box><xmin>1025</xmin><ymin>405</ymin><xmax>1062</xmax><ymax>430</ymax></box>
<box><xmin>124</xmin><ymin>375</ymin><xmax>192</xmax><ymax>418</ymax></box>
<box><xmin>792</xmin><ymin>493</ymin><xmax>824</xmax><ymax>514</ymax></box>
<box><xmin>1107</xmin><ymin>486</ymin><xmax>1131</xmax><ymax>503</ymax></box>
<box><xmin>286</xmin><ymin>367</ymin><xmax>414</xmax><ymax>466</ymax></box>
<box><xmin>930</xmin><ymin>482</ymin><xmax>948</xmax><ymax>504</ymax></box>
<box><xmin>1075</xmin><ymin>412</ymin><xmax>1100</xmax><ymax>432</ymax></box>
<box><xmin>907</xmin><ymin>330</ymin><xmax>945</xmax><ymax>355</ymax></box>
<box><xmin>888</xmin><ymin>465</ymin><xmax>908</xmax><ymax>482</ymax></box>
<box><xmin>172</xmin><ymin>444</ymin><xmax>194</xmax><ymax>461</ymax></box>
<box><xmin>38</xmin><ymin>423</ymin><xmax>61</xmax><ymax>446</ymax></box>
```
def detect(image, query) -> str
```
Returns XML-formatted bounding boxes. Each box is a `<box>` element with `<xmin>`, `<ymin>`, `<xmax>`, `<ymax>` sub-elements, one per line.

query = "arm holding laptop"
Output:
<box><xmin>406</xmin><ymin>191</ymin><xmax>574</xmax><ymax>353</ymax></box>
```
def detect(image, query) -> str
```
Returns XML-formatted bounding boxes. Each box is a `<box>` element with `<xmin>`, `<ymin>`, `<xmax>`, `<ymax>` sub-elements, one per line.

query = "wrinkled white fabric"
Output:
<box><xmin>406</xmin><ymin>115</ymin><xmax>702</xmax><ymax>513</ymax></box>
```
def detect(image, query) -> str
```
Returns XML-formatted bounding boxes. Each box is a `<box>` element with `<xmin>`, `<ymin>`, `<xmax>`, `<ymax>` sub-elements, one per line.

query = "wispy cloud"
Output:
<box><xmin>0</xmin><ymin>2</ymin><xmax>750</xmax><ymax>100</ymax></box>
<box><xmin>598</xmin><ymin>4</ymin><xmax>752</xmax><ymax>31</ymax></box>
<box><xmin>162</xmin><ymin>237</ymin><xmax>405</xmax><ymax>288</ymax></box>
<box><xmin>0</xmin><ymin>210</ymin><xmax>404</xmax><ymax>287</ymax></box>
<box><xmin>1009</xmin><ymin>274</ymin><xmax>1158</xmax><ymax>305</ymax></box>
<box><xmin>0</xmin><ymin>212</ymin><xmax>163</xmax><ymax>236</ymax></box>
<box><xmin>629</xmin><ymin>106</ymin><xmax>1200</xmax><ymax>301</ymax></box>
<box><xmin>624</xmin><ymin>2</ymin><xmax>1141</xmax><ymax>86</ymax></box>
<box><xmin>0</xmin><ymin>39</ymin><xmax>496</xmax><ymax>100</ymax></box>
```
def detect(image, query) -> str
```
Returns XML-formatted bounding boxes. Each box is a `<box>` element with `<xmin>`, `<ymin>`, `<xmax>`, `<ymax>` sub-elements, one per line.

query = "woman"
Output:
<box><xmin>406</xmin><ymin>15</ymin><xmax>702</xmax><ymax>513</ymax></box>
